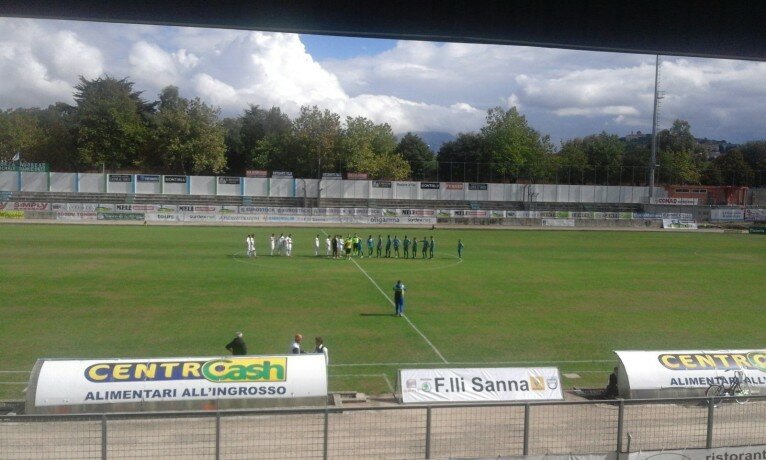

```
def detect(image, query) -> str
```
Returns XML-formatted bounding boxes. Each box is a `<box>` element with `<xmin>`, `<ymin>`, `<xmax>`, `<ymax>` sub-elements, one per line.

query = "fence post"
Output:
<box><xmin>215</xmin><ymin>411</ymin><xmax>221</xmax><ymax>460</ymax></box>
<box><xmin>523</xmin><ymin>404</ymin><xmax>530</xmax><ymax>455</ymax></box>
<box><xmin>616</xmin><ymin>400</ymin><xmax>625</xmax><ymax>452</ymax></box>
<box><xmin>425</xmin><ymin>406</ymin><xmax>432</xmax><ymax>459</ymax></box>
<box><xmin>323</xmin><ymin>408</ymin><xmax>329</xmax><ymax>460</ymax></box>
<box><xmin>101</xmin><ymin>414</ymin><xmax>107</xmax><ymax>460</ymax></box>
<box><xmin>706</xmin><ymin>398</ymin><xmax>715</xmax><ymax>448</ymax></box>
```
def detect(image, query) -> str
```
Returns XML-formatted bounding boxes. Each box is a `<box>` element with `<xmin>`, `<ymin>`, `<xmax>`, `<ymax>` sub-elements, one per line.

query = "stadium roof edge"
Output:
<box><xmin>1</xmin><ymin>0</ymin><xmax>766</xmax><ymax>61</ymax></box>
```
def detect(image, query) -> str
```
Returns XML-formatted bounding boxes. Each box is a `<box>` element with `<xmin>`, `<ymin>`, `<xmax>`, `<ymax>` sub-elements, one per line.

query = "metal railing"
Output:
<box><xmin>2</xmin><ymin>395</ymin><xmax>766</xmax><ymax>459</ymax></box>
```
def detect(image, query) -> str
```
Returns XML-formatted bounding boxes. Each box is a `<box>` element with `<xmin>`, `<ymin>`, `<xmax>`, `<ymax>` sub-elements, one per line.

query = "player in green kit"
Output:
<box><xmin>376</xmin><ymin>235</ymin><xmax>383</xmax><ymax>257</ymax></box>
<box><xmin>367</xmin><ymin>235</ymin><xmax>374</xmax><ymax>257</ymax></box>
<box><xmin>403</xmin><ymin>235</ymin><xmax>410</xmax><ymax>258</ymax></box>
<box><xmin>421</xmin><ymin>235</ymin><xmax>428</xmax><ymax>258</ymax></box>
<box><xmin>412</xmin><ymin>237</ymin><xmax>418</xmax><ymax>259</ymax></box>
<box><xmin>429</xmin><ymin>236</ymin><xmax>435</xmax><ymax>259</ymax></box>
<box><xmin>385</xmin><ymin>235</ymin><xmax>392</xmax><ymax>257</ymax></box>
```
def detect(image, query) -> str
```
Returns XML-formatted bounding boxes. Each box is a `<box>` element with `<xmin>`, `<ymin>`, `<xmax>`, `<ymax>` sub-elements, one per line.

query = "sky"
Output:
<box><xmin>1</xmin><ymin>17</ymin><xmax>765</xmax><ymax>145</ymax></box>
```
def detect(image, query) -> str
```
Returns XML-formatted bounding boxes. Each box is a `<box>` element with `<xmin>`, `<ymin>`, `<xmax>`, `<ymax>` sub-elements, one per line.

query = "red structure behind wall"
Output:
<box><xmin>664</xmin><ymin>185</ymin><xmax>748</xmax><ymax>205</ymax></box>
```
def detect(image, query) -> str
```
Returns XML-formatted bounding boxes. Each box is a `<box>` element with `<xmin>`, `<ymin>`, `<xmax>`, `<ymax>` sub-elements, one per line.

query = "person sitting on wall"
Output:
<box><xmin>604</xmin><ymin>366</ymin><xmax>619</xmax><ymax>398</ymax></box>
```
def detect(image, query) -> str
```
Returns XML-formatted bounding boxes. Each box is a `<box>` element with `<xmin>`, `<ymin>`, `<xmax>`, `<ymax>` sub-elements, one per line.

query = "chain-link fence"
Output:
<box><xmin>2</xmin><ymin>396</ymin><xmax>766</xmax><ymax>459</ymax></box>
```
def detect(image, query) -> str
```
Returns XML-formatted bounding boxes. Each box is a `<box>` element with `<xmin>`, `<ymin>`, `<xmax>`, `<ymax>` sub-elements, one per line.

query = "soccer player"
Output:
<box><xmin>393</xmin><ymin>280</ymin><xmax>406</xmax><ymax>316</ymax></box>
<box><xmin>429</xmin><ymin>236</ymin><xmax>435</xmax><ymax>259</ymax></box>
<box><xmin>325</xmin><ymin>236</ymin><xmax>332</xmax><ymax>257</ymax></box>
<box><xmin>376</xmin><ymin>235</ymin><xmax>383</xmax><ymax>257</ymax></box>
<box><xmin>402</xmin><ymin>235</ymin><xmax>410</xmax><ymax>259</ymax></box>
<box><xmin>344</xmin><ymin>234</ymin><xmax>353</xmax><ymax>259</ymax></box>
<box><xmin>314</xmin><ymin>234</ymin><xmax>320</xmax><ymax>256</ymax></box>
<box><xmin>286</xmin><ymin>234</ymin><xmax>293</xmax><ymax>257</ymax></box>
<box><xmin>385</xmin><ymin>235</ymin><xmax>392</xmax><ymax>258</ymax></box>
<box><xmin>367</xmin><ymin>235</ymin><xmax>374</xmax><ymax>257</ymax></box>
<box><xmin>352</xmin><ymin>233</ymin><xmax>361</xmax><ymax>258</ymax></box>
<box><xmin>269</xmin><ymin>233</ymin><xmax>276</xmax><ymax>256</ymax></box>
<box><xmin>393</xmin><ymin>235</ymin><xmax>400</xmax><ymax>258</ymax></box>
<box><xmin>421</xmin><ymin>236</ymin><xmax>428</xmax><ymax>258</ymax></box>
<box><xmin>245</xmin><ymin>234</ymin><xmax>252</xmax><ymax>257</ymax></box>
<box><xmin>412</xmin><ymin>237</ymin><xmax>418</xmax><ymax>259</ymax></box>
<box><xmin>250</xmin><ymin>234</ymin><xmax>256</xmax><ymax>257</ymax></box>
<box><xmin>458</xmin><ymin>239</ymin><xmax>464</xmax><ymax>259</ymax></box>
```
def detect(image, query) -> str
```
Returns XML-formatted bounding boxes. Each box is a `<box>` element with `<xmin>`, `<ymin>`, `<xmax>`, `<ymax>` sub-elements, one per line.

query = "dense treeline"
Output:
<box><xmin>0</xmin><ymin>76</ymin><xmax>764</xmax><ymax>186</ymax></box>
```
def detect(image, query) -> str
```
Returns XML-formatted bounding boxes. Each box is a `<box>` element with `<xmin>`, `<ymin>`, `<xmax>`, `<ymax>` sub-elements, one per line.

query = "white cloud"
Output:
<box><xmin>0</xmin><ymin>18</ymin><xmax>764</xmax><ymax>143</ymax></box>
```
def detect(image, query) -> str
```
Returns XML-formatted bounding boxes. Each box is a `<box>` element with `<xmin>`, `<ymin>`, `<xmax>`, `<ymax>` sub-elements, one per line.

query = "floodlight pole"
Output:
<box><xmin>649</xmin><ymin>54</ymin><xmax>660</xmax><ymax>198</ymax></box>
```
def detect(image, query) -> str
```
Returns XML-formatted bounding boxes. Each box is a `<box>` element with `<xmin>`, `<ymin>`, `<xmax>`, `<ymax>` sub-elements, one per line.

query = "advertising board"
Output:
<box><xmin>321</xmin><ymin>172</ymin><xmax>342</xmax><ymax>180</ymax></box>
<box><xmin>164</xmin><ymin>175</ymin><xmax>187</xmax><ymax>183</ymax></box>
<box><xmin>745</xmin><ymin>208</ymin><xmax>766</xmax><ymax>221</ymax></box>
<box><xmin>399</xmin><ymin>367</ymin><xmax>563</xmax><ymax>403</ymax></box>
<box><xmin>615</xmin><ymin>350</ymin><xmax>766</xmax><ymax>399</ymax></box>
<box><xmin>346</xmin><ymin>172</ymin><xmax>368</xmax><ymax>180</ymax></box>
<box><xmin>710</xmin><ymin>208</ymin><xmax>744</xmax><ymax>221</ymax></box>
<box><xmin>217</xmin><ymin>177</ymin><xmax>241</xmax><ymax>185</ymax></box>
<box><xmin>246</xmin><ymin>170</ymin><xmax>268</xmax><ymax>178</ymax></box>
<box><xmin>445</xmin><ymin>182</ymin><xmax>464</xmax><ymax>190</ymax></box>
<box><xmin>468</xmin><ymin>183</ymin><xmax>488</xmax><ymax>191</ymax></box>
<box><xmin>30</xmin><ymin>355</ymin><xmax>327</xmax><ymax>409</ymax></box>
<box><xmin>420</xmin><ymin>182</ymin><xmax>440</xmax><ymax>189</ymax></box>
<box><xmin>650</xmin><ymin>197</ymin><xmax>698</xmax><ymax>205</ymax></box>
<box><xmin>542</xmin><ymin>218</ymin><xmax>575</xmax><ymax>227</ymax></box>
<box><xmin>662</xmin><ymin>219</ymin><xmax>698</xmax><ymax>229</ymax></box>
<box><xmin>108</xmin><ymin>174</ymin><xmax>132</xmax><ymax>183</ymax></box>
<box><xmin>97</xmin><ymin>212</ymin><xmax>145</xmax><ymax>221</ymax></box>
<box><xmin>136</xmin><ymin>175</ymin><xmax>160</xmax><ymax>182</ymax></box>
<box><xmin>372</xmin><ymin>180</ymin><xmax>392</xmax><ymax>188</ymax></box>
<box><xmin>628</xmin><ymin>446</ymin><xmax>766</xmax><ymax>460</ymax></box>
<box><xmin>272</xmin><ymin>171</ymin><xmax>293</xmax><ymax>178</ymax></box>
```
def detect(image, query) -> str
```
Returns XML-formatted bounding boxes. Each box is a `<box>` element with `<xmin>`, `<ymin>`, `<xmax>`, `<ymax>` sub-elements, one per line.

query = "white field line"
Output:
<box><xmin>349</xmin><ymin>256</ymin><xmax>449</xmax><ymax>364</ymax></box>
<box><xmin>332</xmin><ymin>373</ymin><xmax>396</xmax><ymax>393</ymax></box>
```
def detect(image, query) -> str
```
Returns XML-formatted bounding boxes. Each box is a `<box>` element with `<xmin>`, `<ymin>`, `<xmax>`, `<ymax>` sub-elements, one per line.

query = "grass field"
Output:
<box><xmin>1</xmin><ymin>223</ymin><xmax>765</xmax><ymax>400</ymax></box>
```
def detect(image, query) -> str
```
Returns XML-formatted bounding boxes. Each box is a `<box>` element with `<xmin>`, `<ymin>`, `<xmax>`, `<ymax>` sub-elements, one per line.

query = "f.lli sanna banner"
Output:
<box><xmin>30</xmin><ymin>355</ymin><xmax>327</xmax><ymax>408</ymax></box>
<box><xmin>399</xmin><ymin>367</ymin><xmax>563</xmax><ymax>403</ymax></box>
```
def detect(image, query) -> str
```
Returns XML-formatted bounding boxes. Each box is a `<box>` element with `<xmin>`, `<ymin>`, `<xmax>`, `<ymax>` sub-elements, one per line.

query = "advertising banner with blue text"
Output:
<box><xmin>32</xmin><ymin>355</ymin><xmax>327</xmax><ymax>407</ymax></box>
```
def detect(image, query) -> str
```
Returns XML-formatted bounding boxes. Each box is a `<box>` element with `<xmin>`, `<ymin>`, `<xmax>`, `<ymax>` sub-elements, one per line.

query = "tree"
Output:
<box><xmin>73</xmin><ymin>76</ymin><xmax>156</xmax><ymax>170</ymax></box>
<box><xmin>338</xmin><ymin>116</ymin><xmax>407</xmax><ymax>179</ymax></box>
<box><xmin>396</xmin><ymin>133</ymin><xmax>436</xmax><ymax>180</ymax></box>
<box><xmin>292</xmin><ymin>106</ymin><xmax>342</xmax><ymax>178</ymax></box>
<box><xmin>437</xmin><ymin>132</ymin><xmax>488</xmax><ymax>182</ymax></box>
<box><xmin>702</xmin><ymin>150</ymin><xmax>754</xmax><ymax>186</ymax></box>
<box><xmin>152</xmin><ymin>86</ymin><xmax>227</xmax><ymax>174</ymax></box>
<box><xmin>557</xmin><ymin>132</ymin><xmax>625</xmax><ymax>184</ymax></box>
<box><xmin>228</xmin><ymin>105</ymin><xmax>294</xmax><ymax>174</ymax></box>
<box><xmin>0</xmin><ymin>108</ymin><xmax>44</xmax><ymax>161</ymax></box>
<box><xmin>480</xmin><ymin>107</ymin><xmax>554</xmax><ymax>182</ymax></box>
<box><xmin>657</xmin><ymin>149</ymin><xmax>701</xmax><ymax>185</ymax></box>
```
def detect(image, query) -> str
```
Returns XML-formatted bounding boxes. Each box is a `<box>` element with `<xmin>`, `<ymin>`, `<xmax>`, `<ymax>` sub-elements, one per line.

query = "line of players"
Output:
<box><xmin>324</xmin><ymin>234</ymin><xmax>436</xmax><ymax>260</ymax></box>
<box><xmin>246</xmin><ymin>233</ymin><xmax>443</xmax><ymax>259</ymax></box>
<box><xmin>244</xmin><ymin>233</ymin><xmax>294</xmax><ymax>257</ymax></box>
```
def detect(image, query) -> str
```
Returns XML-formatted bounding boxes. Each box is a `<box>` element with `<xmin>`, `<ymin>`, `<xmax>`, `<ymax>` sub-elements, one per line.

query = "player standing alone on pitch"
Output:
<box><xmin>457</xmin><ymin>239</ymin><xmax>464</xmax><ymax>259</ymax></box>
<box><xmin>314</xmin><ymin>234</ymin><xmax>320</xmax><ymax>256</ymax></box>
<box><xmin>393</xmin><ymin>280</ymin><xmax>406</xmax><ymax>316</ymax></box>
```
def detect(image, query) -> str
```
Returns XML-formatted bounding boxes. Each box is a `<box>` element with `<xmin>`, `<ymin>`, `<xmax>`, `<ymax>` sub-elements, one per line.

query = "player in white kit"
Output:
<box><xmin>314</xmin><ymin>234</ymin><xmax>320</xmax><ymax>256</ymax></box>
<box><xmin>269</xmin><ymin>233</ymin><xmax>276</xmax><ymax>256</ymax></box>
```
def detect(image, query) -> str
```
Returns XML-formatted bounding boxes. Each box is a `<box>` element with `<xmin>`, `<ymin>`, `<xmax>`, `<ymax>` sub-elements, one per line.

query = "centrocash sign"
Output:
<box><xmin>616</xmin><ymin>350</ymin><xmax>766</xmax><ymax>396</ymax></box>
<box><xmin>85</xmin><ymin>358</ymin><xmax>287</xmax><ymax>383</ymax></box>
<box><xmin>658</xmin><ymin>352</ymin><xmax>766</xmax><ymax>372</ymax></box>
<box><xmin>32</xmin><ymin>355</ymin><xmax>326</xmax><ymax>407</ymax></box>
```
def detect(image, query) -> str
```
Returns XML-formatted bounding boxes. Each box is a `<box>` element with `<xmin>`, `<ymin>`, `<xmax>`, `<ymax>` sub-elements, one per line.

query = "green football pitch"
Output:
<box><xmin>1</xmin><ymin>223</ymin><xmax>764</xmax><ymax>399</ymax></box>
